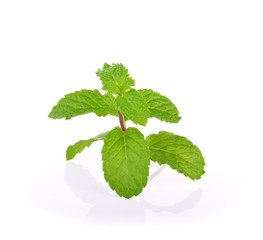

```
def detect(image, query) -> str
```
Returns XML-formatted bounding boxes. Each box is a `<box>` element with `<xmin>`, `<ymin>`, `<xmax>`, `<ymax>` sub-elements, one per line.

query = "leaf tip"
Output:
<box><xmin>66</xmin><ymin>153</ymin><xmax>73</xmax><ymax>161</ymax></box>
<box><xmin>103</xmin><ymin>62</ymin><xmax>110</xmax><ymax>69</ymax></box>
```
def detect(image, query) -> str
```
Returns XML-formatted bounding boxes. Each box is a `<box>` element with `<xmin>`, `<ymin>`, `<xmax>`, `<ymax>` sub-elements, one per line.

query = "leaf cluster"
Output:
<box><xmin>49</xmin><ymin>63</ymin><xmax>205</xmax><ymax>198</ymax></box>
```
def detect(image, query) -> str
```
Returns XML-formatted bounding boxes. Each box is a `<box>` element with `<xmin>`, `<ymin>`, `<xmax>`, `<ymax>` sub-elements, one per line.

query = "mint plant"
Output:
<box><xmin>48</xmin><ymin>63</ymin><xmax>205</xmax><ymax>198</ymax></box>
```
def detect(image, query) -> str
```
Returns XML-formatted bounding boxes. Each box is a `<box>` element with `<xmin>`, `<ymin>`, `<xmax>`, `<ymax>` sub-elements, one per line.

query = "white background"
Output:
<box><xmin>1</xmin><ymin>0</ymin><xmax>263</xmax><ymax>239</ymax></box>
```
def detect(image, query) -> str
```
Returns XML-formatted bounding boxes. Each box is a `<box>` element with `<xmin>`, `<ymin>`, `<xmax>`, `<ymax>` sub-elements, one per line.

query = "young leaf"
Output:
<box><xmin>96</xmin><ymin>63</ymin><xmax>135</xmax><ymax>95</ymax></box>
<box><xmin>48</xmin><ymin>90</ymin><xmax>118</xmax><ymax>120</ymax></box>
<box><xmin>146</xmin><ymin>131</ymin><xmax>205</xmax><ymax>180</ymax></box>
<box><xmin>115</xmin><ymin>89</ymin><xmax>150</xmax><ymax>126</ymax></box>
<box><xmin>138</xmin><ymin>89</ymin><xmax>181</xmax><ymax>123</ymax></box>
<box><xmin>102</xmin><ymin>127</ymin><xmax>150</xmax><ymax>198</ymax></box>
<box><xmin>66</xmin><ymin>131</ymin><xmax>109</xmax><ymax>160</ymax></box>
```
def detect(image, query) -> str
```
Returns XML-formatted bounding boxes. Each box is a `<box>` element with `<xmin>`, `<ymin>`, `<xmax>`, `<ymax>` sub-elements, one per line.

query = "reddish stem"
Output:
<box><xmin>118</xmin><ymin>111</ymin><xmax>126</xmax><ymax>132</ymax></box>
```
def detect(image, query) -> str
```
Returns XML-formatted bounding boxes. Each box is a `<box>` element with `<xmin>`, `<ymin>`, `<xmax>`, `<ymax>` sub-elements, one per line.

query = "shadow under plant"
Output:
<box><xmin>64</xmin><ymin>162</ymin><xmax>203</xmax><ymax>225</ymax></box>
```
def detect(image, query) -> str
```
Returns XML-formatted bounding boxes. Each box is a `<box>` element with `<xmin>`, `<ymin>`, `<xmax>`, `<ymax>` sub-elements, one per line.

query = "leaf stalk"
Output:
<box><xmin>118</xmin><ymin>111</ymin><xmax>126</xmax><ymax>132</ymax></box>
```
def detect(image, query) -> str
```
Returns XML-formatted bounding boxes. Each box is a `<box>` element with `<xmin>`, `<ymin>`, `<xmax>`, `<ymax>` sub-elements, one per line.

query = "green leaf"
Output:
<box><xmin>146</xmin><ymin>131</ymin><xmax>205</xmax><ymax>180</ymax></box>
<box><xmin>102</xmin><ymin>127</ymin><xmax>150</xmax><ymax>198</ymax></box>
<box><xmin>96</xmin><ymin>63</ymin><xmax>135</xmax><ymax>95</ymax></box>
<box><xmin>115</xmin><ymin>89</ymin><xmax>150</xmax><ymax>126</ymax></box>
<box><xmin>66</xmin><ymin>131</ymin><xmax>109</xmax><ymax>160</ymax></box>
<box><xmin>48</xmin><ymin>90</ymin><xmax>118</xmax><ymax>120</ymax></box>
<box><xmin>138</xmin><ymin>89</ymin><xmax>181</xmax><ymax>123</ymax></box>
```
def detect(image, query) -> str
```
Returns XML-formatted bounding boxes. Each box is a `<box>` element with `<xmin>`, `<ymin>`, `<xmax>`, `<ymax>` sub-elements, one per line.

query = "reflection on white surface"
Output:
<box><xmin>64</xmin><ymin>162</ymin><xmax>203</xmax><ymax>224</ymax></box>
<box><xmin>23</xmin><ymin>159</ymin><xmax>241</xmax><ymax>225</ymax></box>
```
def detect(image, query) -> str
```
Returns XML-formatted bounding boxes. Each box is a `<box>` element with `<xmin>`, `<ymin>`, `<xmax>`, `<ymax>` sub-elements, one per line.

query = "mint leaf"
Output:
<box><xmin>48</xmin><ymin>90</ymin><xmax>118</xmax><ymax>120</ymax></box>
<box><xmin>146</xmin><ymin>131</ymin><xmax>205</xmax><ymax>180</ymax></box>
<box><xmin>115</xmin><ymin>89</ymin><xmax>150</xmax><ymax>126</ymax></box>
<box><xmin>66</xmin><ymin>131</ymin><xmax>109</xmax><ymax>160</ymax></box>
<box><xmin>102</xmin><ymin>127</ymin><xmax>150</xmax><ymax>198</ymax></box>
<box><xmin>138</xmin><ymin>89</ymin><xmax>181</xmax><ymax>123</ymax></box>
<box><xmin>96</xmin><ymin>63</ymin><xmax>135</xmax><ymax>95</ymax></box>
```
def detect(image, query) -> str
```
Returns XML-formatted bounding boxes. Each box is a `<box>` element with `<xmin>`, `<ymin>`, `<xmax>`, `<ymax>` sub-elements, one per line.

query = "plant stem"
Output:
<box><xmin>118</xmin><ymin>111</ymin><xmax>126</xmax><ymax>132</ymax></box>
